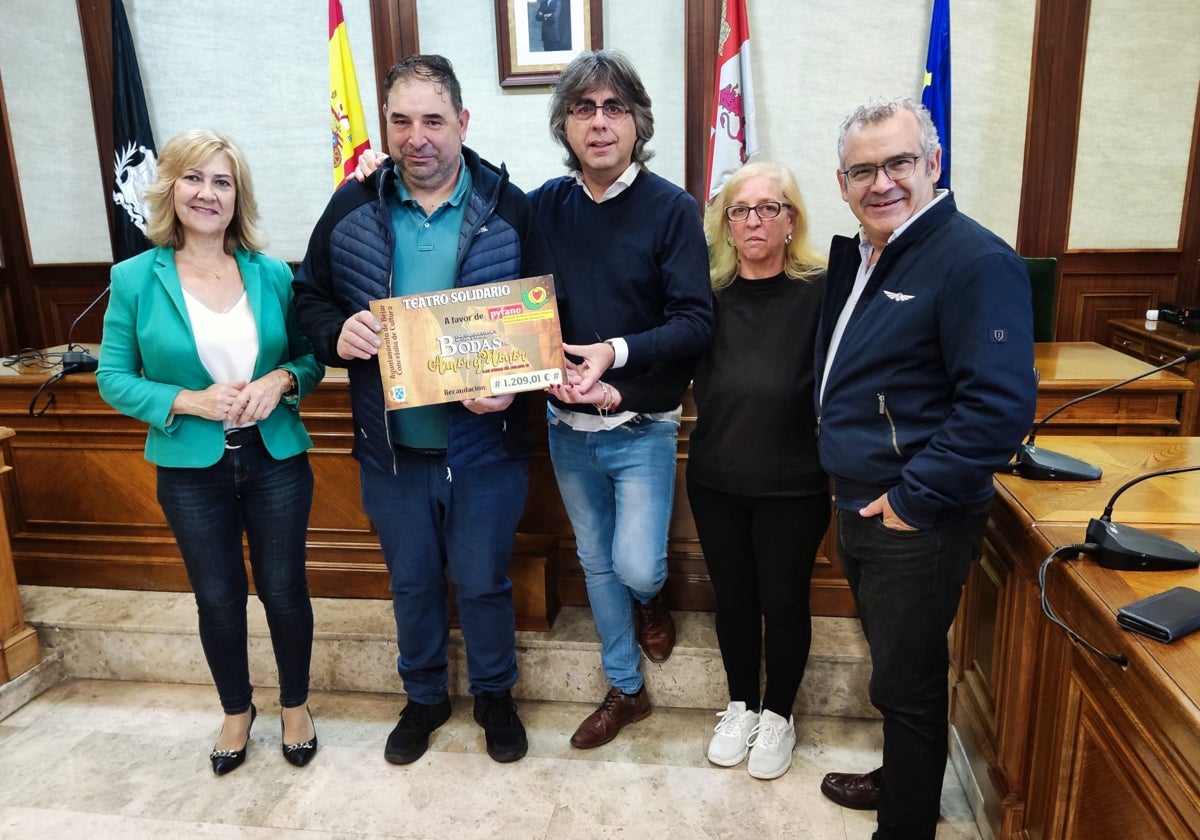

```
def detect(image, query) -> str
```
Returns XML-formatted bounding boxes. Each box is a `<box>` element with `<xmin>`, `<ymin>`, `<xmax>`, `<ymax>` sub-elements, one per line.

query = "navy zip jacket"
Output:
<box><xmin>814</xmin><ymin>194</ymin><xmax>1037</xmax><ymax>529</ymax></box>
<box><xmin>293</xmin><ymin>146</ymin><xmax>555</xmax><ymax>474</ymax></box>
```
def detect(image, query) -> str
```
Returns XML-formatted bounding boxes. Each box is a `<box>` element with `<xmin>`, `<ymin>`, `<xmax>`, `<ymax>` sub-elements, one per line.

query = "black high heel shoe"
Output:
<box><xmin>281</xmin><ymin>706</ymin><xmax>318</xmax><ymax>767</ymax></box>
<box><xmin>210</xmin><ymin>704</ymin><xmax>257</xmax><ymax>776</ymax></box>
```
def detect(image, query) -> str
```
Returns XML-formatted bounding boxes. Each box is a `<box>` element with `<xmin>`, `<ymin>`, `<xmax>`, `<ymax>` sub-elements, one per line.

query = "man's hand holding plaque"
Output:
<box><xmin>368</xmin><ymin>275</ymin><xmax>563</xmax><ymax>409</ymax></box>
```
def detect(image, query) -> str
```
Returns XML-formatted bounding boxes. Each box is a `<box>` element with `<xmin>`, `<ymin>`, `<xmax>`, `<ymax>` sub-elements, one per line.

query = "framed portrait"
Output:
<box><xmin>494</xmin><ymin>0</ymin><xmax>603</xmax><ymax>88</ymax></box>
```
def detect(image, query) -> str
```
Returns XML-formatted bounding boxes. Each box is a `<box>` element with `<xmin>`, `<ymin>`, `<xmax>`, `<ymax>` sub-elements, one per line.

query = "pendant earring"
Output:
<box><xmin>785</xmin><ymin>233</ymin><xmax>793</xmax><ymax>245</ymax></box>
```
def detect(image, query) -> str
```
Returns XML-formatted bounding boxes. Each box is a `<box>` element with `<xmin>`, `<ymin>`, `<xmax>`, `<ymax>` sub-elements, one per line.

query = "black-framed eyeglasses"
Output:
<box><xmin>841</xmin><ymin>155</ymin><xmax>923</xmax><ymax>188</ymax></box>
<box><xmin>724</xmin><ymin>201</ymin><xmax>791</xmax><ymax>222</ymax></box>
<box><xmin>567</xmin><ymin>101</ymin><xmax>632</xmax><ymax>122</ymax></box>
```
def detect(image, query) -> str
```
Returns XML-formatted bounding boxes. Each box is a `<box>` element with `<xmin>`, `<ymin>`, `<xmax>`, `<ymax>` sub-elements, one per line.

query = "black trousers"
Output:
<box><xmin>687</xmin><ymin>481</ymin><xmax>830</xmax><ymax>717</ymax></box>
<box><xmin>836</xmin><ymin>504</ymin><xmax>989</xmax><ymax>840</ymax></box>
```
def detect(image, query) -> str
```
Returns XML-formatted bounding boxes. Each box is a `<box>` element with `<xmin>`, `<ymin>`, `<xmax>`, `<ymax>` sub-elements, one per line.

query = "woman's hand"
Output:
<box><xmin>171</xmin><ymin>381</ymin><xmax>248</xmax><ymax>421</ymax></box>
<box><xmin>227</xmin><ymin>369</ymin><xmax>292</xmax><ymax>426</ymax></box>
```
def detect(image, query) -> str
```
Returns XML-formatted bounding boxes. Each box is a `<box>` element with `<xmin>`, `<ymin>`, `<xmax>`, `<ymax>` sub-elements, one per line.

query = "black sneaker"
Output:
<box><xmin>384</xmin><ymin>698</ymin><xmax>452</xmax><ymax>765</ymax></box>
<box><xmin>473</xmin><ymin>690</ymin><xmax>528</xmax><ymax>763</ymax></box>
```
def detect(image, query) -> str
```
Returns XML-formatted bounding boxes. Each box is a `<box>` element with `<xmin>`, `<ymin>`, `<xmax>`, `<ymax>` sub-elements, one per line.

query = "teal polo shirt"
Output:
<box><xmin>386</xmin><ymin>158</ymin><xmax>472</xmax><ymax>450</ymax></box>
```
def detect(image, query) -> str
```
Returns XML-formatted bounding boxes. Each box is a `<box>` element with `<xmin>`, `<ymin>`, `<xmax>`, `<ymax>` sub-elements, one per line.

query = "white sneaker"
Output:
<box><xmin>706</xmin><ymin>701</ymin><xmax>760</xmax><ymax>767</ymax></box>
<box><xmin>747</xmin><ymin>708</ymin><xmax>796</xmax><ymax>780</ymax></box>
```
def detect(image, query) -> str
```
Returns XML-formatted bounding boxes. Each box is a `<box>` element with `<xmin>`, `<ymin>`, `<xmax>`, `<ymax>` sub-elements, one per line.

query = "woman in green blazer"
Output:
<box><xmin>98</xmin><ymin>130</ymin><xmax>324</xmax><ymax>775</ymax></box>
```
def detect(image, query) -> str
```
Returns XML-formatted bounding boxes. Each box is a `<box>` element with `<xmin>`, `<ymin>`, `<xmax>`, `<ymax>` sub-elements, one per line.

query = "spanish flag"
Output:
<box><xmin>330</xmin><ymin>0</ymin><xmax>371</xmax><ymax>187</ymax></box>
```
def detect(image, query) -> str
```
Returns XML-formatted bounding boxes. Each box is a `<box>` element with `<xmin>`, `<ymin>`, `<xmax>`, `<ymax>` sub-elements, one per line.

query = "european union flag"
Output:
<box><xmin>111</xmin><ymin>0</ymin><xmax>157</xmax><ymax>262</ymax></box>
<box><xmin>921</xmin><ymin>0</ymin><xmax>951</xmax><ymax>189</ymax></box>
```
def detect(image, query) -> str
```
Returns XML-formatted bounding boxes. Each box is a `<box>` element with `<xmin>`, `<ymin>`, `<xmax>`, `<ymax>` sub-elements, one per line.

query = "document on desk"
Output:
<box><xmin>369</xmin><ymin>275</ymin><xmax>564</xmax><ymax>409</ymax></box>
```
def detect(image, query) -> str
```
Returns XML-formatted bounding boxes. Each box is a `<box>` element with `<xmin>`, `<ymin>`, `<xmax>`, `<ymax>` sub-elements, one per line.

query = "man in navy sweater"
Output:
<box><xmin>527</xmin><ymin>50</ymin><xmax>712</xmax><ymax>748</ymax></box>
<box><xmin>813</xmin><ymin>98</ymin><xmax>1036</xmax><ymax>839</ymax></box>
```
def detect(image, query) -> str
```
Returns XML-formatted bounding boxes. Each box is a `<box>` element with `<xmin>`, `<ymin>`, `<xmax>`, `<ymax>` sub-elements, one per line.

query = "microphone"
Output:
<box><xmin>1082</xmin><ymin>464</ymin><xmax>1200</xmax><ymax>570</ymax></box>
<box><xmin>60</xmin><ymin>284</ymin><xmax>111</xmax><ymax>374</ymax></box>
<box><xmin>1010</xmin><ymin>347</ymin><xmax>1200</xmax><ymax>481</ymax></box>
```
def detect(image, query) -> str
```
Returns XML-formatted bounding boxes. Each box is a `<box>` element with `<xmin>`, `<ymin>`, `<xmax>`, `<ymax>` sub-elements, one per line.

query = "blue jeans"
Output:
<box><xmin>835</xmin><ymin>504</ymin><xmax>990</xmax><ymax>840</ymax></box>
<box><xmin>547</xmin><ymin>412</ymin><xmax>679</xmax><ymax>693</ymax></box>
<box><xmin>360</xmin><ymin>452</ymin><xmax>526</xmax><ymax>704</ymax></box>
<box><xmin>157</xmin><ymin>444</ymin><xmax>314</xmax><ymax>714</ymax></box>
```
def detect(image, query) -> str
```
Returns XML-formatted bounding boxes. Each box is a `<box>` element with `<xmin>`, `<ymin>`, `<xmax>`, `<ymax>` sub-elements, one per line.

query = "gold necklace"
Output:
<box><xmin>179</xmin><ymin>255</ymin><xmax>230</xmax><ymax>282</ymax></box>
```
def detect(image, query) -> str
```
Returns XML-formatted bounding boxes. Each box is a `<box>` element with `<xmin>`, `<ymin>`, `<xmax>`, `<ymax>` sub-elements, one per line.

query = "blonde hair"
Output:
<box><xmin>143</xmin><ymin>129</ymin><xmax>264</xmax><ymax>254</ymax></box>
<box><xmin>704</xmin><ymin>161</ymin><xmax>826</xmax><ymax>291</ymax></box>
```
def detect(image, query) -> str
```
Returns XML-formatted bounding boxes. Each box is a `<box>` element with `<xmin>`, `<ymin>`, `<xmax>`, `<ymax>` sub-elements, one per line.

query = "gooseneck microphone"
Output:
<box><xmin>1038</xmin><ymin>463</ymin><xmax>1199</xmax><ymax>665</ymax></box>
<box><xmin>60</xmin><ymin>284</ymin><xmax>111</xmax><ymax>374</ymax></box>
<box><xmin>1082</xmin><ymin>464</ymin><xmax>1200</xmax><ymax>571</ymax></box>
<box><xmin>27</xmin><ymin>284</ymin><xmax>111</xmax><ymax>416</ymax></box>
<box><xmin>1010</xmin><ymin>348</ymin><xmax>1200</xmax><ymax>481</ymax></box>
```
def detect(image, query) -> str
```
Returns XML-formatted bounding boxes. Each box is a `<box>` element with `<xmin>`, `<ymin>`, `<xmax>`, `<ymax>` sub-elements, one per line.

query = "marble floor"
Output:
<box><xmin>0</xmin><ymin>677</ymin><xmax>982</xmax><ymax>839</ymax></box>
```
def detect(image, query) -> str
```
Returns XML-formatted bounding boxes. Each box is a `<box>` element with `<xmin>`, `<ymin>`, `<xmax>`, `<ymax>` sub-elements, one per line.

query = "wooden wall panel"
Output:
<box><xmin>0</xmin><ymin>371</ymin><xmax>857</xmax><ymax>624</ymax></box>
<box><xmin>35</xmin><ymin>282</ymin><xmax>110</xmax><ymax>347</ymax></box>
<box><xmin>368</xmin><ymin>0</ymin><xmax>420</xmax><ymax>146</ymax></box>
<box><xmin>0</xmin><ymin>287</ymin><xmax>16</xmax><ymax>356</ymax></box>
<box><xmin>683</xmin><ymin>0</ymin><xmax>720</xmax><ymax>207</ymax></box>
<box><xmin>1056</xmin><ymin>270</ymin><xmax>1180</xmax><ymax>343</ymax></box>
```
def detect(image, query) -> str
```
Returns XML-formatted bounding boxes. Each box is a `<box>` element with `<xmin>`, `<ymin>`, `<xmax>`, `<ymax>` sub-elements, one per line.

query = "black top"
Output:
<box><xmin>687</xmin><ymin>272</ymin><xmax>828</xmax><ymax>497</ymax></box>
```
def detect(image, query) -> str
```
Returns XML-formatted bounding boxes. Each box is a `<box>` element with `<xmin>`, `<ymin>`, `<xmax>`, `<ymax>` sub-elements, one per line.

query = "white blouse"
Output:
<box><xmin>181</xmin><ymin>287</ymin><xmax>259</xmax><ymax>430</ymax></box>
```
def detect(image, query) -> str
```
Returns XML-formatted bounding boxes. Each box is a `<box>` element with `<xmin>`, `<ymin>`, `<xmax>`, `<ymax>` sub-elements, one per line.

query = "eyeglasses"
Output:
<box><xmin>567</xmin><ymin>101</ymin><xmax>632</xmax><ymax>122</ymax></box>
<box><xmin>840</xmin><ymin>155</ymin><xmax>923</xmax><ymax>188</ymax></box>
<box><xmin>724</xmin><ymin>201</ymin><xmax>791</xmax><ymax>222</ymax></box>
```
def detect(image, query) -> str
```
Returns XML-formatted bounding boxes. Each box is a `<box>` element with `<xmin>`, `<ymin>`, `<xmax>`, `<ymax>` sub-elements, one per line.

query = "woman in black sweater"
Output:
<box><xmin>688</xmin><ymin>161</ymin><xmax>829</xmax><ymax>780</ymax></box>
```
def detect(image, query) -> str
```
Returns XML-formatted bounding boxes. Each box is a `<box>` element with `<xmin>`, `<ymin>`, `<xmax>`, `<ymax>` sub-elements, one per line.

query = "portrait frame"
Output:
<box><xmin>494</xmin><ymin>0</ymin><xmax>603</xmax><ymax>88</ymax></box>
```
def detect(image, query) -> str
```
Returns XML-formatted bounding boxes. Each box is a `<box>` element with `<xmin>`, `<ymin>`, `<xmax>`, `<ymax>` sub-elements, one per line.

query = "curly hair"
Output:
<box><xmin>836</xmin><ymin>96</ymin><xmax>940</xmax><ymax>168</ymax></box>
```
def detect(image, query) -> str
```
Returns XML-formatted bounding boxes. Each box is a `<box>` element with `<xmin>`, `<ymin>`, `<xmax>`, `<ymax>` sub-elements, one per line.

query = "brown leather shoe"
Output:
<box><xmin>820</xmin><ymin>767</ymin><xmax>883</xmax><ymax>810</ymax></box>
<box><xmin>636</xmin><ymin>593</ymin><xmax>676</xmax><ymax>663</ymax></box>
<box><xmin>569</xmin><ymin>687</ymin><xmax>652</xmax><ymax>749</ymax></box>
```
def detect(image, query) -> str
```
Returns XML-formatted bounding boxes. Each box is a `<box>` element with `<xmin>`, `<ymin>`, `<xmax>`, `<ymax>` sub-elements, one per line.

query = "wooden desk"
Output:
<box><xmin>952</xmin><ymin>436</ymin><xmax>1200</xmax><ymax>839</ymax></box>
<box><xmin>0</xmin><ymin>362</ymin><xmax>558</xmax><ymax>630</ymax></box>
<box><xmin>1108</xmin><ymin>318</ymin><xmax>1200</xmax><ymax>436</ymax></box>
<box><xmin>0</xmin><ymin>357</ymin><xmax>858</xmax><ymax>623</ymax></box>
<box><xmin>1033</xmin><ymin>342</ymin><xmax>1193</xmax><ymax>435</ymax></box>
<box><xmin>2</xmin><ymin>342</ymin><xmax>1186</xmax><ymax>631</ymax></box>
<box><xmin>0</xmin><ymin>427</ymin><xmax>39</xmax><ymax>684</ymax></box>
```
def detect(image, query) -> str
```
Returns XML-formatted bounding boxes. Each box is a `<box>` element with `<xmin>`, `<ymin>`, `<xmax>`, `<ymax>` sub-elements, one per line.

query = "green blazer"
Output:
<box><xmin>97</xmin><ymin>246</ymin><xmax>325</xmax><ymax>468</ymax></box>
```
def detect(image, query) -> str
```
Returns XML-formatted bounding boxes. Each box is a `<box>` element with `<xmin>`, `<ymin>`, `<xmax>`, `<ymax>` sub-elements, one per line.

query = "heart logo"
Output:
<box><xmin>522</xmin><ymin>286</ymin><xmax>550</xmax><ymax>310</ymax></box>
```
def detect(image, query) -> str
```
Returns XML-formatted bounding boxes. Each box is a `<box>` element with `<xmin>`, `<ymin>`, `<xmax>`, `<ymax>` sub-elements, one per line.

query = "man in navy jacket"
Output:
<box><xmin>814</xmin><ymin>97</ymin><xmax>1036</xmax><ymax>840</ymax></box>
<box><xmin>293</xmin><ymin>54</ymin><xmax>553</xmax><ymax>768</ymax></box>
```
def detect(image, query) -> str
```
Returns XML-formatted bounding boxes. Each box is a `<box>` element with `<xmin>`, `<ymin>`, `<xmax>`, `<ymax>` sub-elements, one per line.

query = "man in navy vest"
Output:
<box><xmin>293</xmin><ymin>54</ymin><xmax>553</xmax><ymax>768</ymax></box>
